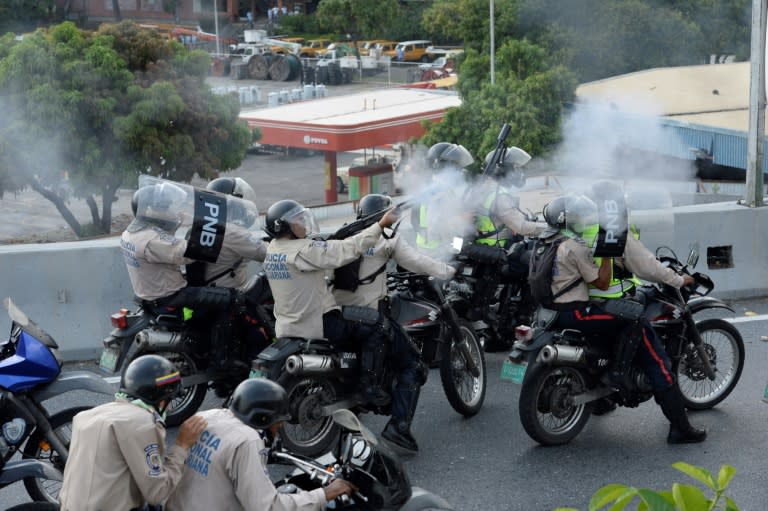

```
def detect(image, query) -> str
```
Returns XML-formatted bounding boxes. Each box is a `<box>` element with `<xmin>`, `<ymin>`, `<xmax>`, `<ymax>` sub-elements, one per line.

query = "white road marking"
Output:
<box><xmin>727</xmin><ymin>314</ymin><xmax>768</xmax><ymax>324</ymax></box>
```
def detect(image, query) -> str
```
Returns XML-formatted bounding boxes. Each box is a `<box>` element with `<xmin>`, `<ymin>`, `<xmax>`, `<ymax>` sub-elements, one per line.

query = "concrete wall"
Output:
<box><xmin>1</xmin><ymin>200</ymin><xmax>765</xmax><ymax>361</ymax></box>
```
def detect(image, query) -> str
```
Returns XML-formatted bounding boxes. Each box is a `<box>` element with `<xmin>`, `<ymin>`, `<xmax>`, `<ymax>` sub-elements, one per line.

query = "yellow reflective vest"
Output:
<box><xmin>588</xmin><ymin>225</ymin><xmax>641</xmax><ymax>299</ymax></box>
<box><xmin>415</xmin><ymin>204</ymin><xmax>441</xmax><ymax>250</ymax></box>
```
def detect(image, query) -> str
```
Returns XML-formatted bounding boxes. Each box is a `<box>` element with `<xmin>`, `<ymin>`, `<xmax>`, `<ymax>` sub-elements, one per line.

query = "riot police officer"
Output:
<box><xmin>542</xmin><ymin>194</ymin><xmax>706</xmax><ymax>444</ymax></box>
<box><xmin>262</xmin><ymin>199</ymin><xmax>399</xmax><ymax>406</ymax></box>
<box><xmin>332</xmin><ymin>194</ymin><xmax>456</xmax><ymax>451</ymax></box>
<box><xmin>166</xmin><ymin>378</ymin><xmax>356</xmax><ymax>511</ymax></box>
<box><xmin>59</xmin><ymin>355</ymin><xmax>207</xmax><ymax>511</ymax></box>
<box><xmin>120</xmin><ymin>182</ymin><xmax>235</xmax><ymax>371</ymax></box>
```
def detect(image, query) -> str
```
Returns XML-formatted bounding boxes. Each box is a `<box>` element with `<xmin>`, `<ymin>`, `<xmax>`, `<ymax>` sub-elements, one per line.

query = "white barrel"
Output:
<box><xmin>315</xmin><ymin>84</ymin><xmax>326</xmax><ymax>97</ymax></box>
<box><xmin>226</xmin><ymin>85</ymin><xmax>238</xmax><ymax>95</ymax></box>
<box><xmin>290</xmin><ymin>88</ymin><xmax>302</xmax><ymax>102</ymax></box>
<box><xmin>249</xmin><ymin>85</ymin><xmax>261</xmax><ymax>102</ymax></box>
<box><xmin>302</xmin><ymin>84</ymin><xmax>315</xmax><ymax>100</ymax></box>
<box><xmin>267</xmin><ymin>91</ymin><xmax>279</xmax><ymax>106</ymax></box>
<box><xmin>279</xmin><ymin>90</ymin><xmax>290</xmax><ymax>104</ymax></box>
<box><xmin>238</xmin><ymin>87</ymin><xmax>252</xmax><ymax>105</ymax></box>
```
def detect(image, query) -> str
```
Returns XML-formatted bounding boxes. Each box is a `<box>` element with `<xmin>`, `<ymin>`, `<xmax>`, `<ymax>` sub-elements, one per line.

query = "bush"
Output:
<box><xmin>556</xmin><ymin>462</ymin><xmax>739</xmax><ymax>511</ymax></box>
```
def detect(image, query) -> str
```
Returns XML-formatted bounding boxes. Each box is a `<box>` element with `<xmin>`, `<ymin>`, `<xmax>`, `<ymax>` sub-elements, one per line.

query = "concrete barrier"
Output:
<box><xmin>1</xmin><ymin>200</ymin><xmax>766</xmax><ymax>361</ymax></box>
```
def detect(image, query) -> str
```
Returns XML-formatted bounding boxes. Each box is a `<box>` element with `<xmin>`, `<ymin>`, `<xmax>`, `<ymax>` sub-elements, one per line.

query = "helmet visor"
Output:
<box><xmin>441</xmin><ymin>144</ymin><xmax>475</xmax><ymax>169</ymax></box>
<box><xmin>283</xmin><ymin>206</ymin><xmax>319</xmax><ymax>238</ymax></box>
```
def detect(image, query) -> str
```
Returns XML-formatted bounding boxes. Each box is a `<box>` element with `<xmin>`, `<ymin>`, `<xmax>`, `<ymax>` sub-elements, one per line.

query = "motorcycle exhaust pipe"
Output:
<box><xmin>135</xmin><ymin>329</ymin><xmax>183</xmax><ymax>349</ymax></box>
<box><xmin>539</xmin><ymin>345</ymin><xmax>585</xmax><ymax>365</ymax></box>
<box><xmin>285</xmin><ymin>354</ymin><xmax>335</xmax><ymax>375</ymax></box>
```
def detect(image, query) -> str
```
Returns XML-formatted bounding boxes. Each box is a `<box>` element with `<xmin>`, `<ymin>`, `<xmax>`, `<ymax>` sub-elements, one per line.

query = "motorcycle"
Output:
<box><xmin>99</xmin><ymin>272</ymin><xmax>275</xmax><ymax>427</ymax></box>
<box><xmin>271</xmin><ymin>408</ymin><xmax>455</xmax><ymax>510</ymax></box>
<box><xmin>252</xmin><ymin>268</ymin><xmax>486</xmax><ymax>458</ymax></box>
<box><xmin>504</xmin><ymin>246</ymin><xmax>745</xmax><ymax>445</ymax></box>
<box><xmin>450</xmin><ymin>237</ymin><xmax>537</xmax><ymax>352</ymax></box>
<box><xmin>0</xmin><ymin>298</ymin><xmax>114</xmax><ymax>503</ymax></box>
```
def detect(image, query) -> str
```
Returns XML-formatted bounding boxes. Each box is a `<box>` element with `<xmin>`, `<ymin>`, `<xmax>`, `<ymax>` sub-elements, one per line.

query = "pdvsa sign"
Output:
<box><xmin>303</xmin><ymin>135</ymin><xmax>329</xmax><ymax>145</ymax></box>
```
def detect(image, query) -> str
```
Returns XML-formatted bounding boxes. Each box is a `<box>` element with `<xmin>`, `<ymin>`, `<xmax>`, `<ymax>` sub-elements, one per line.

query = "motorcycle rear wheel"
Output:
<box><xmin>439</xmin><ymin>319</ymin><xmax>486</xmax><ymax>416</ymax></box>
<box><xmin>674</xmin><ymin>318</ymin><xmax>744</xmax><ymax>410</ymax></box>
<box><xmin>125</xmin><ymin>350</ymin><xmax>207</xmax><ymax>427</ymax></box>
<box><xmin>22</xmin><ymin>406</ymin><xmax>90</xmax><ymax>503</ymax></box>
<box><xmin>277</xmin><ymin>373</ymin><xmax>340</xmax><ymax>457</ymax></box>
<box><xmin>518</xmin><ymin>363</ymin><xmax>592</xmax><ymax>446</ymax></box>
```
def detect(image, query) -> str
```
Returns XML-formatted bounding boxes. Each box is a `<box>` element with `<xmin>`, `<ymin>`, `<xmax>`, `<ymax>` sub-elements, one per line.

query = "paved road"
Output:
<box><xmin>4</xmin><ymin>301</ymin><xmax>767</xmax><ymax>510</ymax></box>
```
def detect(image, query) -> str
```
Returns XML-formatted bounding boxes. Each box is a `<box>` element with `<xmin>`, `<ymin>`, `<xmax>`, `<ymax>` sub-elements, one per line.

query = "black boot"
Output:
<box><xmin>600</xmin><ymin>325</ymin><xmax>642</xmax><ymax>395</ymax></box>
<box><xmin>654</xmin><ymin>386</ymin><xmax>707</xmax><ymax>444</ymax></box>
<box><xmin>360</xmin><ymin>344</ymin><xmax>390</xmax><ymax>407</ymax></box>
<box><xmin>383</xmin><ymin>384</ymin><xmax>420</xmax><ymax>451</ymax></box>
<box><xmin>382</xmin><ymin>419</ymin><xmax>418</xmax><ymax>451</ymax></box>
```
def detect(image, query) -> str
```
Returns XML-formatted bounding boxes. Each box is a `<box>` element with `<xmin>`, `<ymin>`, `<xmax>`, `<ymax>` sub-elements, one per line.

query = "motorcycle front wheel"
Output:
<box><xmin>125</xmin><ymin>349</ymin><xmax>208</xmax><ymax>427</ymax></box>
<box><xmin>439</xmin><ymin>319</ymin><xmax>486</xmax><ymax>416</ymax></box>
<box><xmin>22</xmin><ymin>406</ymin><xmax>90</xmax><ymax>503</ymax></box>
<box><xmin>277</xmin><ymin>374</ymin><xmax>340</xmax><ymax>457</ymax></box>
<box><xmin>675</xmin><ymin>318</ymin><xmax>745</xmax><ymax>410</ymax></box>
<box><xmin>518</xmin><ymin>362</ymin><xmax>592</xmax><ymax>446</ymax></box>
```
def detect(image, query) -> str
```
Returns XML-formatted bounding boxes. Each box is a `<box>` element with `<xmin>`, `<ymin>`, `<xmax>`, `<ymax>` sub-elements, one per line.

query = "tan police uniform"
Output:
<box><xmin>59</xmin><ymin>400</ymin><xmax>189</xmax><ymax>511</ymax></box>
<box><xmin>264</xmin><ymin>223</ymin><xmax>383</xmax><ymax>339</ymax></box>
<box><xmin>333</xmin><ymin>234</ymin><xmax>455</xmax><ymax>310</ymax></box>
<box><xmin>204</xmin><ymin>225</ymin><xmax>268</xmax><ymax>288</ymax></box>
<box><xmin>551</xmin><ymin>236</ymin><xmax>600</xmax><ymax>304</ymax></box>
<box><xmin>165</xmin><ymin>409</ymin><xmax>326</xmax><ymax>511</ymax></box>
<box><xmin>469</xmin><ymin>180</ymin><xmax>547</xmax><ymax>239</ymax></box>
<box><xmin>121</xmin><ymin>225</ymin><xmax>192</xmax><ymax>301</ymax></box>
<box><xmin>617</xmin><ymin>236</ymin><xmax>684</xmax><ymax>288</ymax></box>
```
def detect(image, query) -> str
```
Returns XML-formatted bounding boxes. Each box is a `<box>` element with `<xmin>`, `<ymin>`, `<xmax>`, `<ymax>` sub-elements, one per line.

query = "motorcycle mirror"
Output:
<box><xmin>451</xmin><ymin>237</ymin><xmax>464</xmax><ymax>253</ymax></box>
<box><xmin>687</xmin><ymin>242</ymin><xmax>700</xmax><ymax>268</ymax></box>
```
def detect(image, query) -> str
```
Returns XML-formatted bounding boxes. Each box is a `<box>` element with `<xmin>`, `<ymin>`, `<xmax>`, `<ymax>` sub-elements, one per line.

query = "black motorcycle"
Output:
<box><xmin>99</xmin><ymin>273</ymin><xmax>275</xmax><ymax>426</ymax></box>
<box><xmin>450</xmin><ymin>238</ymin><xmax>536</xmax><ymax>352</ymax></box>
<box><xmin>271</xmin><ymin>408</ymin><xmax>455</xmax><ymax>510</ymax></box>
<box><xmin>505</xmin><ymin>246</ymin><xmax>744</xmax><ymax>445</ymax></box>
<box><xmin>252</xmin><ymin>272</ymin><xmax>486</xmax><ymax>457</ymax></box>
<box><xmin>1</xmin><ymin>298</ymin><xmax>114</xmax><ymax>503</ymax></box>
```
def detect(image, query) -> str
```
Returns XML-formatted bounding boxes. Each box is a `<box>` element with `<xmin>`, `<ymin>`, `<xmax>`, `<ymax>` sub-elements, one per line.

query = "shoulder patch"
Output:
<box><xmin>309</xmin><ymin>240</ymin><xmax>328</xmax><ymax>249</ymax></box>
<box><xmin>145</xmin><ymin>443</ymin><xmax>162</xmax><ymax>476</ymax></box>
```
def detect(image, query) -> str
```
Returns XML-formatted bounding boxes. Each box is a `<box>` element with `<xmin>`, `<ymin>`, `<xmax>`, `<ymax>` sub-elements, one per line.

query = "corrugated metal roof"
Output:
<box><xmin>575</xmin><ymin>62</ymin><xmax>766</xmax><ymax>171</ymax></box>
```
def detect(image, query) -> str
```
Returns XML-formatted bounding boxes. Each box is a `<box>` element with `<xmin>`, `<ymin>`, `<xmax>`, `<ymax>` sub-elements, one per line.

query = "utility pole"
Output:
<box><xmin>745</xmin><ymin>0</ymin><xmax>767</xmax><ymax>207</ymax></box>
<box><xmin>214</xmin><ymin>0</ymin><xmax>221</xmax><ymax>56</ymax></box>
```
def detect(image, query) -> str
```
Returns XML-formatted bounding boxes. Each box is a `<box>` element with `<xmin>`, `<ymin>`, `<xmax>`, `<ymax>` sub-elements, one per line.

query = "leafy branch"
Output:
<box><xmin>555</xmin><ymin>463</ymin><xmax>739</xmax><ymax>511</ymax></box>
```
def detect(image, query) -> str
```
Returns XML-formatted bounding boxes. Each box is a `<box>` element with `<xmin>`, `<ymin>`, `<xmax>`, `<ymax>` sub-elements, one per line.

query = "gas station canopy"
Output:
<box><xmin>239</xmin><ymin>88</ymin><xmax>461</xmax><ymax>152</ymax></box>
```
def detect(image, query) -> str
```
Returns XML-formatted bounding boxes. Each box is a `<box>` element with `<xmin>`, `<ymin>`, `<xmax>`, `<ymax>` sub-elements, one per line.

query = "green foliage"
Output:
<box><xmin>421</xmin><ymin>39</ymin><xmax>576</xmax><ymax>169</ymax></box>
<box><xmin>555</xmin><ymin>463</ymin><xmax>740</xmax><ymax>511</ymax></box>
<box><xmin>275</xmin><ymin>13</ymin><xmax>323</xmax><ymax>37</ymax></box>
<box><xmin>0</xmin><ymin>21</ymin><xmax>251</xmax><ymax>237</ymax></box>
<box><xmin>316</xmin><ymin>0</ymin><xmax>399</xmax><ymax>41</ymax></box>
<box><xmin>0</xmin><ymin>0</ymin><xmax>52</xmax><ymax>34</ymax></box>
<box><xmin>421</xmin><ymin>0</ymin><xmax>521</xmax><ymax>49</ymax></box>
<box><xmin>384</xmin><ymin>1</ymin><xmax>431</xmax><ymax>42</ymax></box>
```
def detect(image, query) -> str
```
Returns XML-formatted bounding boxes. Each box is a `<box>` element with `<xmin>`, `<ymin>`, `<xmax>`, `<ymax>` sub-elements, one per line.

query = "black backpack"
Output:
<box><xmin>332</xmin><ymin>257</ymin><xmax>388</xmax><ymax>292</ymax></box>
<box><xmin>528</xmin><ymin>235</ymin><xmax>580</xmax><ymax>307</ymax></box>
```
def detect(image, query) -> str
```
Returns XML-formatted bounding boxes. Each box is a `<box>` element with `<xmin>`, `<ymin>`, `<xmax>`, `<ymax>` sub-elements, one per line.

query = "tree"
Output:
<box><xmin>421</xmin><ymin>0</ymin><xmax>521</xmax><ymax>49</ymax></box>
<box><xmin>315</xmin><ymin>0</ymin><xmax>399</xmax><ymax>55</ymax></box>
<box><xmin>0</xmin><ymin>0</ymin><xmax>53</xmax><ymax>34</ymax></box>
<box><xmin>0</xmin><ymin>21</ymin><xmax>252</xmax><ymax>237</ymax></box>
<box><xmin>421</xmin><ymin>39</ymin><xmax>577</xmax><ymax>167</ymax></box>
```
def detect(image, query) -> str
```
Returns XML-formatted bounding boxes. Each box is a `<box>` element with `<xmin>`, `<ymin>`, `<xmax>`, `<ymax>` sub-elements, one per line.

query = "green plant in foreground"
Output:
<box><xmin>555</xmin><ymin>462</ymin><xmax>739</xmax><ymax>511</ymax></box>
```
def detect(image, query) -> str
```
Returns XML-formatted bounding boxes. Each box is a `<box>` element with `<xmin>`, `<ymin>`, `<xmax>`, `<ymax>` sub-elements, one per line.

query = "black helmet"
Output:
<box><xmin>357</xmin><ymin>194</ymin><xmax>392</xmax><ymax>219</ymax></box>
<box><xmin>542</xmin><ymin>196</ymin><xmax>568</xmax><ymax>229</ymax></box>
<box><xmin>264</xmin><ymin>199</ymin><xmax>318</xmax><ymax>238</ymax></box>
<box><xmin>426</xmin><ymin>142</ymin><xmax>474</xmax><ymax>171</ymax></box>
<box><xmin>483</xmin><ymin>146</ymin><xmax>531</xmax><ymax>187</ymax></box>
<box><xmin>207</xmin><ymin>177</ymin><xmax>257</xmax><ymax>204</ymax></box>
<box><xmin>120</xmin><ymin>354</ymin><xmax>181</xmax><ymax>408</ymax></box>
<box><xmin>229</xmin><ymin>378</ymin><xmax>291</xmax><ymax>430</ymax></box>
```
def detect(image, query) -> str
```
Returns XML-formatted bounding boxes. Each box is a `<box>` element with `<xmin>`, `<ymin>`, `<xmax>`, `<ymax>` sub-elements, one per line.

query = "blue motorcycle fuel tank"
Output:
<box><xmin>0</xmin><ymin>330</ymin><xmax>61</xmax><ymax>392</ymax></box>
